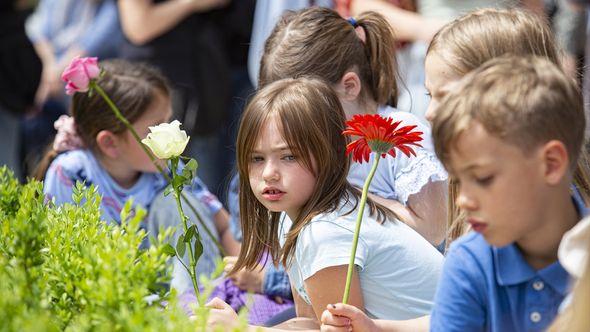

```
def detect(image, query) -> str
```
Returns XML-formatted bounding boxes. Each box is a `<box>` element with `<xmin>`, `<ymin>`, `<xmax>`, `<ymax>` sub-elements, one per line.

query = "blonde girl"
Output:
<box><xmin>208</xmin><ymin>77</ymin><xmax>443</xmax><ymax>330</ymax></box>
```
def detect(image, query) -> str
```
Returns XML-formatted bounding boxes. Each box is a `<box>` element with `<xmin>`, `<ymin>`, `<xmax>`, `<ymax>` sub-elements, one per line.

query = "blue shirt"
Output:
<box><xmin>430</xmin><ymin>192</ymin><xmax>588</xmax><ymax>332</ymax></box>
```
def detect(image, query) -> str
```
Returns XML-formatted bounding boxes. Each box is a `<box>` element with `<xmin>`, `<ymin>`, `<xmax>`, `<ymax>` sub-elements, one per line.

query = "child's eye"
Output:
<box><xmin>425</xmin><ymin>91</ymin><xmax>432</xmax><ymax>98</ymax></box>
<box><xmin>475</xmin><ymin>175</ymin><xmax>494</xmax><ymax>186</ymax></box>
<box><xmin>251</xmin><ymin>156</ymin><xmax>264</xmax><ymax>163</ymax></box>
<box><xmin>282</xmin><ymin>155</ymin><xmax>296</xmax><ymax>161</ymax></box>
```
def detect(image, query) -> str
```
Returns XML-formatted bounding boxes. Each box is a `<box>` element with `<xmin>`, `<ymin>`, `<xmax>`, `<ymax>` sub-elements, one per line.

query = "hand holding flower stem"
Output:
<box><xmin>341</xmin><ymin>114</ymin><xmax>423</xmax><ymax>303</ymax></box>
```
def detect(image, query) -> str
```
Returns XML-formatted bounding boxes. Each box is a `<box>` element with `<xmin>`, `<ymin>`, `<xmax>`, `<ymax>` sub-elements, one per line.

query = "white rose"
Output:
<box><xmin>141</xmin><ymin>120</ymin><xmax>190</xmax><ymax>159</ymax></box>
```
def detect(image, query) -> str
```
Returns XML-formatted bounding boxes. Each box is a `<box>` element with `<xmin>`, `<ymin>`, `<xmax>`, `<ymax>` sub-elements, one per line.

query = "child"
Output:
<box><xmin>322</xmin><ymin>55</ymin><xmax>588</xmax><ymax>332</ymax></box>
<box><xmin>422</xmin><ymin>8</ymin><xmax>590</xmax><ymax>246</ymax></box>
<box><xmin>35</xmin><ymin>59</ymin><xmax>239</xmax><ymax>288</ymax></box>
<box><xmin>259</xmin><ymin>6</ymin><xmax>448</xmax><ymax>247</ymax></box>
<box><xmin>208</xmin><ymin>77</ymin><xmax>443</xmax><ymax>329</ymax></box>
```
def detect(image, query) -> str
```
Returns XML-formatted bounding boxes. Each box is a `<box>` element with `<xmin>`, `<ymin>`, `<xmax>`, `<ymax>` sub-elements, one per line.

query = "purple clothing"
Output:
<box><xmin>179</xmin><ymin>278</ymin><xmax>294</xmax><ymax>325</ymax></box>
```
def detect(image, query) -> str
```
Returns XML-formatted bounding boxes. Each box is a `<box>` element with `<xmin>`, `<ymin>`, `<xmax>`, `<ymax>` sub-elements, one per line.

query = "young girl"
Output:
<box><xmin>208</xmin><ymin>77</ymin><xmax>443</xmax><ymax>329</ymax></box>
<box><xmin>35</xmin><ymin>59</ymin><xmax>239</xmax><ymax>289</ymax></box>
<box><xmin>257</xmin><ymin>6</ymin><xmax>448</xmax><ymax>247</ymax></box>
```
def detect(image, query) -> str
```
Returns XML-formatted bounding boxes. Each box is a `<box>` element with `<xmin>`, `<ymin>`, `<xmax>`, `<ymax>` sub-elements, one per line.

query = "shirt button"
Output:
<box><xmin>530</xmin><ymin>312</ymin><xmax>542</xmax><ymax>323</ymax></box>
<box><xmin>533</xmin><ymin>281</ymin><xmax>544</xmax><ymax>291</ymax></box>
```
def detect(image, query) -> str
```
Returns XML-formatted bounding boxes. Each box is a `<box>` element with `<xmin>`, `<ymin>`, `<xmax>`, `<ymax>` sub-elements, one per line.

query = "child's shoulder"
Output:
<box><xmin>47</xmin><ymin>150</ymin><xmax>95</xmax><ymax>182</ymax></box>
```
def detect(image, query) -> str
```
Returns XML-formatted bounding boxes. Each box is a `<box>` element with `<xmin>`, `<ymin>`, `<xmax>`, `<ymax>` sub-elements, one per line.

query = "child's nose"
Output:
<box><xmin>456</xmin><ymin>191</ymin><xmax>477</xmax><ymax>211</ymax></box>
<box><xmin>262</xmin><ymin>161</ymin><xmax>280</xmax><ymax>182</ymax></box>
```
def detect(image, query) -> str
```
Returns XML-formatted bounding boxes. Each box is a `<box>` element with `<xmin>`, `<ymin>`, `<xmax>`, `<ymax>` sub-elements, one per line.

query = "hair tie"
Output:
<box><xmin>347</xmin><ymin>17</ymin><xmax>358</xmax><ymax>27</ymax></box>
<box><xmin>53</xmin><ymin>115</ymin><xmax>85</xmax><ymax>152</ymax></box>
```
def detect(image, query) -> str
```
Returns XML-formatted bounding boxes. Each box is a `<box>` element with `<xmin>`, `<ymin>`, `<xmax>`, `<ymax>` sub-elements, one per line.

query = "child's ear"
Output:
<box><xmin>96</xmin><ymin>130</ymin><xmax>121</xmax><ymax>159</ymax></box>
<box><xmin>338</xmin><ymin>71</ymin><xmax>362</xmax><ymax>102</ymax></box>
<box><xmin>541</xmin><ymin>140</ymin><xmax>570</xmax><ymax>185</ymax></box>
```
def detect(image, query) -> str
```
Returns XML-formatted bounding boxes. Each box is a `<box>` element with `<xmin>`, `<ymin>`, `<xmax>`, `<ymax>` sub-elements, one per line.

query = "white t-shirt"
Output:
<box><xmin>279</xmin><ymin>198</ymin><xmax>444</xmax><ymax>320</ymax></box>
<box><xmin>347</xmin><ymin>106</ymin><xmax>447</xmax><ymax>204</ymax></box>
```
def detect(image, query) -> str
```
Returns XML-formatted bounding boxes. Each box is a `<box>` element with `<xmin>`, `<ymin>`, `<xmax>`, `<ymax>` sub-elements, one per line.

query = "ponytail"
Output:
<box><xmin>259</xmin><ymin>7</ymin><xmax>399</xmax><ymax>107</ymax></box>
<box><xmin>357</xmin><ymin>12</ymin><xmax>398</xmax><ymax>106</ymax></box>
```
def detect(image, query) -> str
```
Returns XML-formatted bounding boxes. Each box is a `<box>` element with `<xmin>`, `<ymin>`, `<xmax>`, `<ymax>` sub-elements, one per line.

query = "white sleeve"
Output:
<box><xmin>295</xmin><ymin>220</ymin><xmax>369</xmax><ymax>281</ymax></box>
<box><xmin>393</xmin><ymin>149</ymin><xmax>448</xmax><ymax>204</ymax></box>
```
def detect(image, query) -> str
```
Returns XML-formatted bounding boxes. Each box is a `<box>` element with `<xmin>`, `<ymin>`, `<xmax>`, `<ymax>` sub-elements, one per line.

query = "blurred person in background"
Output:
<box><xmin>0</xmin><ymin>0</ymin><xmax>42</xmax><ymax>180</ymax></box>
<box><xmin>24</xmin><ymin>0</ymin><xmax>123</xmax><ymax>176</ymax></box>
<box><xmin>119</xmin><ymin>0</ymin><xmax>255</xmax><ymax>200</ymax></box>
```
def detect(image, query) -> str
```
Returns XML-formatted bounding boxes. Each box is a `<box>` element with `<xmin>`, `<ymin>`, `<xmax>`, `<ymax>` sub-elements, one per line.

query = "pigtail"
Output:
<box><xmin>356</xmin><ymin>12</ymin><xmax>399</xmax><ymax>106</ymax></box>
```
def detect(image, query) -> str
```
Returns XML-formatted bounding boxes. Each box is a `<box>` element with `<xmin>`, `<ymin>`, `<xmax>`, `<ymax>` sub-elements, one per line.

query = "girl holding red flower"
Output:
<box><xmin>207</xmin><ymin>77</ymin><xmax>442</xmax><ymax>330</ymax></box>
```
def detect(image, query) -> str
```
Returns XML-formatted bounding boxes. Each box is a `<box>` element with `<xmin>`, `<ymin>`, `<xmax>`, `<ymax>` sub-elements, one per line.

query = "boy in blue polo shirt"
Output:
<box><xmin>318</xmin><ymin>56</ymin><xmax>587</xmax><ymax>332</ymax></box>
<box><xmin>427</xmin><ymin>55</ymin><xmax>588</xmax><ymax>332</ymax></box>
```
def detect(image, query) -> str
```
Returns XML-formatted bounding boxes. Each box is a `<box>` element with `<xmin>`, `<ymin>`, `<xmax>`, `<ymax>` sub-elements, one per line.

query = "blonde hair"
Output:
<box><xmin>428</xmin><ymin>8</ymin><xmax>559</xmax><ymax>76</ymax></box>
<box><xmin>259</xmin><ymin>7</ymin><xmax>398</xmax><ymax>106</ymax></box>
<box><xmin>426</xmin><ymin>8</ymin><xmax>590</xmax><ymax>247</ymax></box>
<box><xmin>433</xmin><ymin>55</ymin><xmax>585</xmax><ymax>189</ymax></box>
<box><xmin>232</xmin><ymin>77</ymin><xmax>393</xmax><ymax>272</ymax></box>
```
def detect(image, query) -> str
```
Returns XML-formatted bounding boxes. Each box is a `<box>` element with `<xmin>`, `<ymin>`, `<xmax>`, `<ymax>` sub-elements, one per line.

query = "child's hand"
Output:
<box><xmin>206</xmin><ymin>297</ymin><xmax>239</xmax><ymax>330</ymax></box>
<box><xmin>223</xmin><ymin>256</ymin><xmax>265</xmax><ymax>293</ymax></box>
<box><xmin>320</xmin><ymin>303</ymin><xmax>378</xmax><ymax>332</ymax></box>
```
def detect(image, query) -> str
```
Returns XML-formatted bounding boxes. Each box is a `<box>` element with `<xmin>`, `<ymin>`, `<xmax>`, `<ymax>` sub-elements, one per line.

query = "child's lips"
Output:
<box><xmin>262</xmin><ymin>188</ymin><xmax>285</xmax><ymax>201</ymax></box>
<box><xmin>467</xmin><ymin>218</ymin><xmax>488</xmax><ymax>233</ymax></box>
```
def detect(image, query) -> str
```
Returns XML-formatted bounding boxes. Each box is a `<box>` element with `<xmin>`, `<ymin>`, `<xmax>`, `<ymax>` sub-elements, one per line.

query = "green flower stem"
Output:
<box><xmin>91</xmin><ymin>82</ymin><xmax>225</xmax><ymax>256</ymax></box>
<box><xmin>171</xmin><ymin>158</ymin><xmax>201</xmax><ymax>304</ymax></box>
<box><xmin>342</xmin><ymin>155</ymin><xmax>381</xmax><ymax>304</ymax></box>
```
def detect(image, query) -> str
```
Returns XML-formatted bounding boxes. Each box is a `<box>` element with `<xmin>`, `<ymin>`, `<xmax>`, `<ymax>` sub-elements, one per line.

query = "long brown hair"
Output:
<box><xmin>426</xmin><ymin>8</ymin><xmax>590</xmax><ymax>247</ymax></box>
<box><xmin>232</xmin><ymin>77</ymin><xmax>392</xmax><ymax>272</ymax></box>
<box><xmin>33</xmin><ymin>60</ymin><xmax>170</xmax><ymax>180</ymax></box>
<box><xmin>259</xmin><ymin>7</ymin><xmax>398</xmax><ymax>107</ymax></box>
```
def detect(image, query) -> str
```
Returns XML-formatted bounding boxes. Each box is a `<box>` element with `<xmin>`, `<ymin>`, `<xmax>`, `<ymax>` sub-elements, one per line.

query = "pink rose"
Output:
<box><xmin>61</xmin><ymin>56</ymin><xmax>100</xmax><ymax>95</ymax></box>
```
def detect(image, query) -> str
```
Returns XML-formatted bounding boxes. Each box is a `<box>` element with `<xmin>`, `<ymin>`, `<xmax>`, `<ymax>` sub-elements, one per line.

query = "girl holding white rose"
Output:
<box><xmin>35</xmin><ymin>59</ymin><xmax>240</xmax><ymax>290</ymax></box>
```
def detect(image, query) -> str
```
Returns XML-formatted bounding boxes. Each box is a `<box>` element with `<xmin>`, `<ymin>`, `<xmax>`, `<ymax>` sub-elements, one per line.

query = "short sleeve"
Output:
<box><xmin>188</xmin><ymin>177</ymin><xmax>223</xmax><ymax>215</ymax></box>
<box><xmin>393</xmin><ymin>149</ymin><xmax>447</xmax><ymax>204</ymax></box>
<box><xmin>430</xmin><ymin>244</ymin><xmax>487</xmax><ymax>332</ymax></box>
<box><xmin>295</xmin><ymin>220</ymin><xmax>368</xmax><ymax>281</ymax></box>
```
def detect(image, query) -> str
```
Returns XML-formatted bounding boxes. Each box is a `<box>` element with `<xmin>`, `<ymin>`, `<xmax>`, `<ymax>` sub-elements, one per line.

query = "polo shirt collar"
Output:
<box><xmin>493</xmin><ymin>191</ymin><xmax>587</xmax><ymax>295</ymax></box>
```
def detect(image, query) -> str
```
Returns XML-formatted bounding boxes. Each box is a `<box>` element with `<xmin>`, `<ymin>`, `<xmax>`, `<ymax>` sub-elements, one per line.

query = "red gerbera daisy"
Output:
<box><xmin>343</xmin><ymin>114</ymin><xmax>423</xmax><ymax>163</ymax></box>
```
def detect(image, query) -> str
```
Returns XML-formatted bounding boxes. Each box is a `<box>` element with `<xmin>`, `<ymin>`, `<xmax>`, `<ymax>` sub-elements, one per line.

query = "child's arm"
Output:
<box><xmin>213</xmin><ymin>208</ymin><xmax>241</xmax><ymax>256</ymax></box>
<box><xmin>188</xmin><ymin>177</ymin><xmax>240</xmax><ymax>255</ymax></box>
<box><xmin>369</xmin><ymin>179</ymin><xmax>447</xmax><ymax>246</ymax></box>
<box><xmin>304</xmin><ymin>265</ymin><xmax>365</xmax><ymax>322</ymax></box>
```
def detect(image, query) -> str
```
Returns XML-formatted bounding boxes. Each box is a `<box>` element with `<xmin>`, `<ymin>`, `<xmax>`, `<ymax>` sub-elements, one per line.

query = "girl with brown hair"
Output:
<box><xmin>207</xmin><ymin>77</ymin><xmax>443</xmax><ymax>329</ymax></box>
<box><xmin>36</xmin><ymin>59</ymin><xmax>239</xmax><ymax>290</ymax></box>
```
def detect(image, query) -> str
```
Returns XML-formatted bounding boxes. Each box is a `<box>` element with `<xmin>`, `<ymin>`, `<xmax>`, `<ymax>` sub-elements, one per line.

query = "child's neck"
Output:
<box><xmin>517</xmin><ymin>186</ymin><xmax>579</xmax><ymax>270</ymax></box>
<box><xmin>97</xmin><ymin>155</ymin><xmax>141</xmax><ymax>189</ymax></box>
